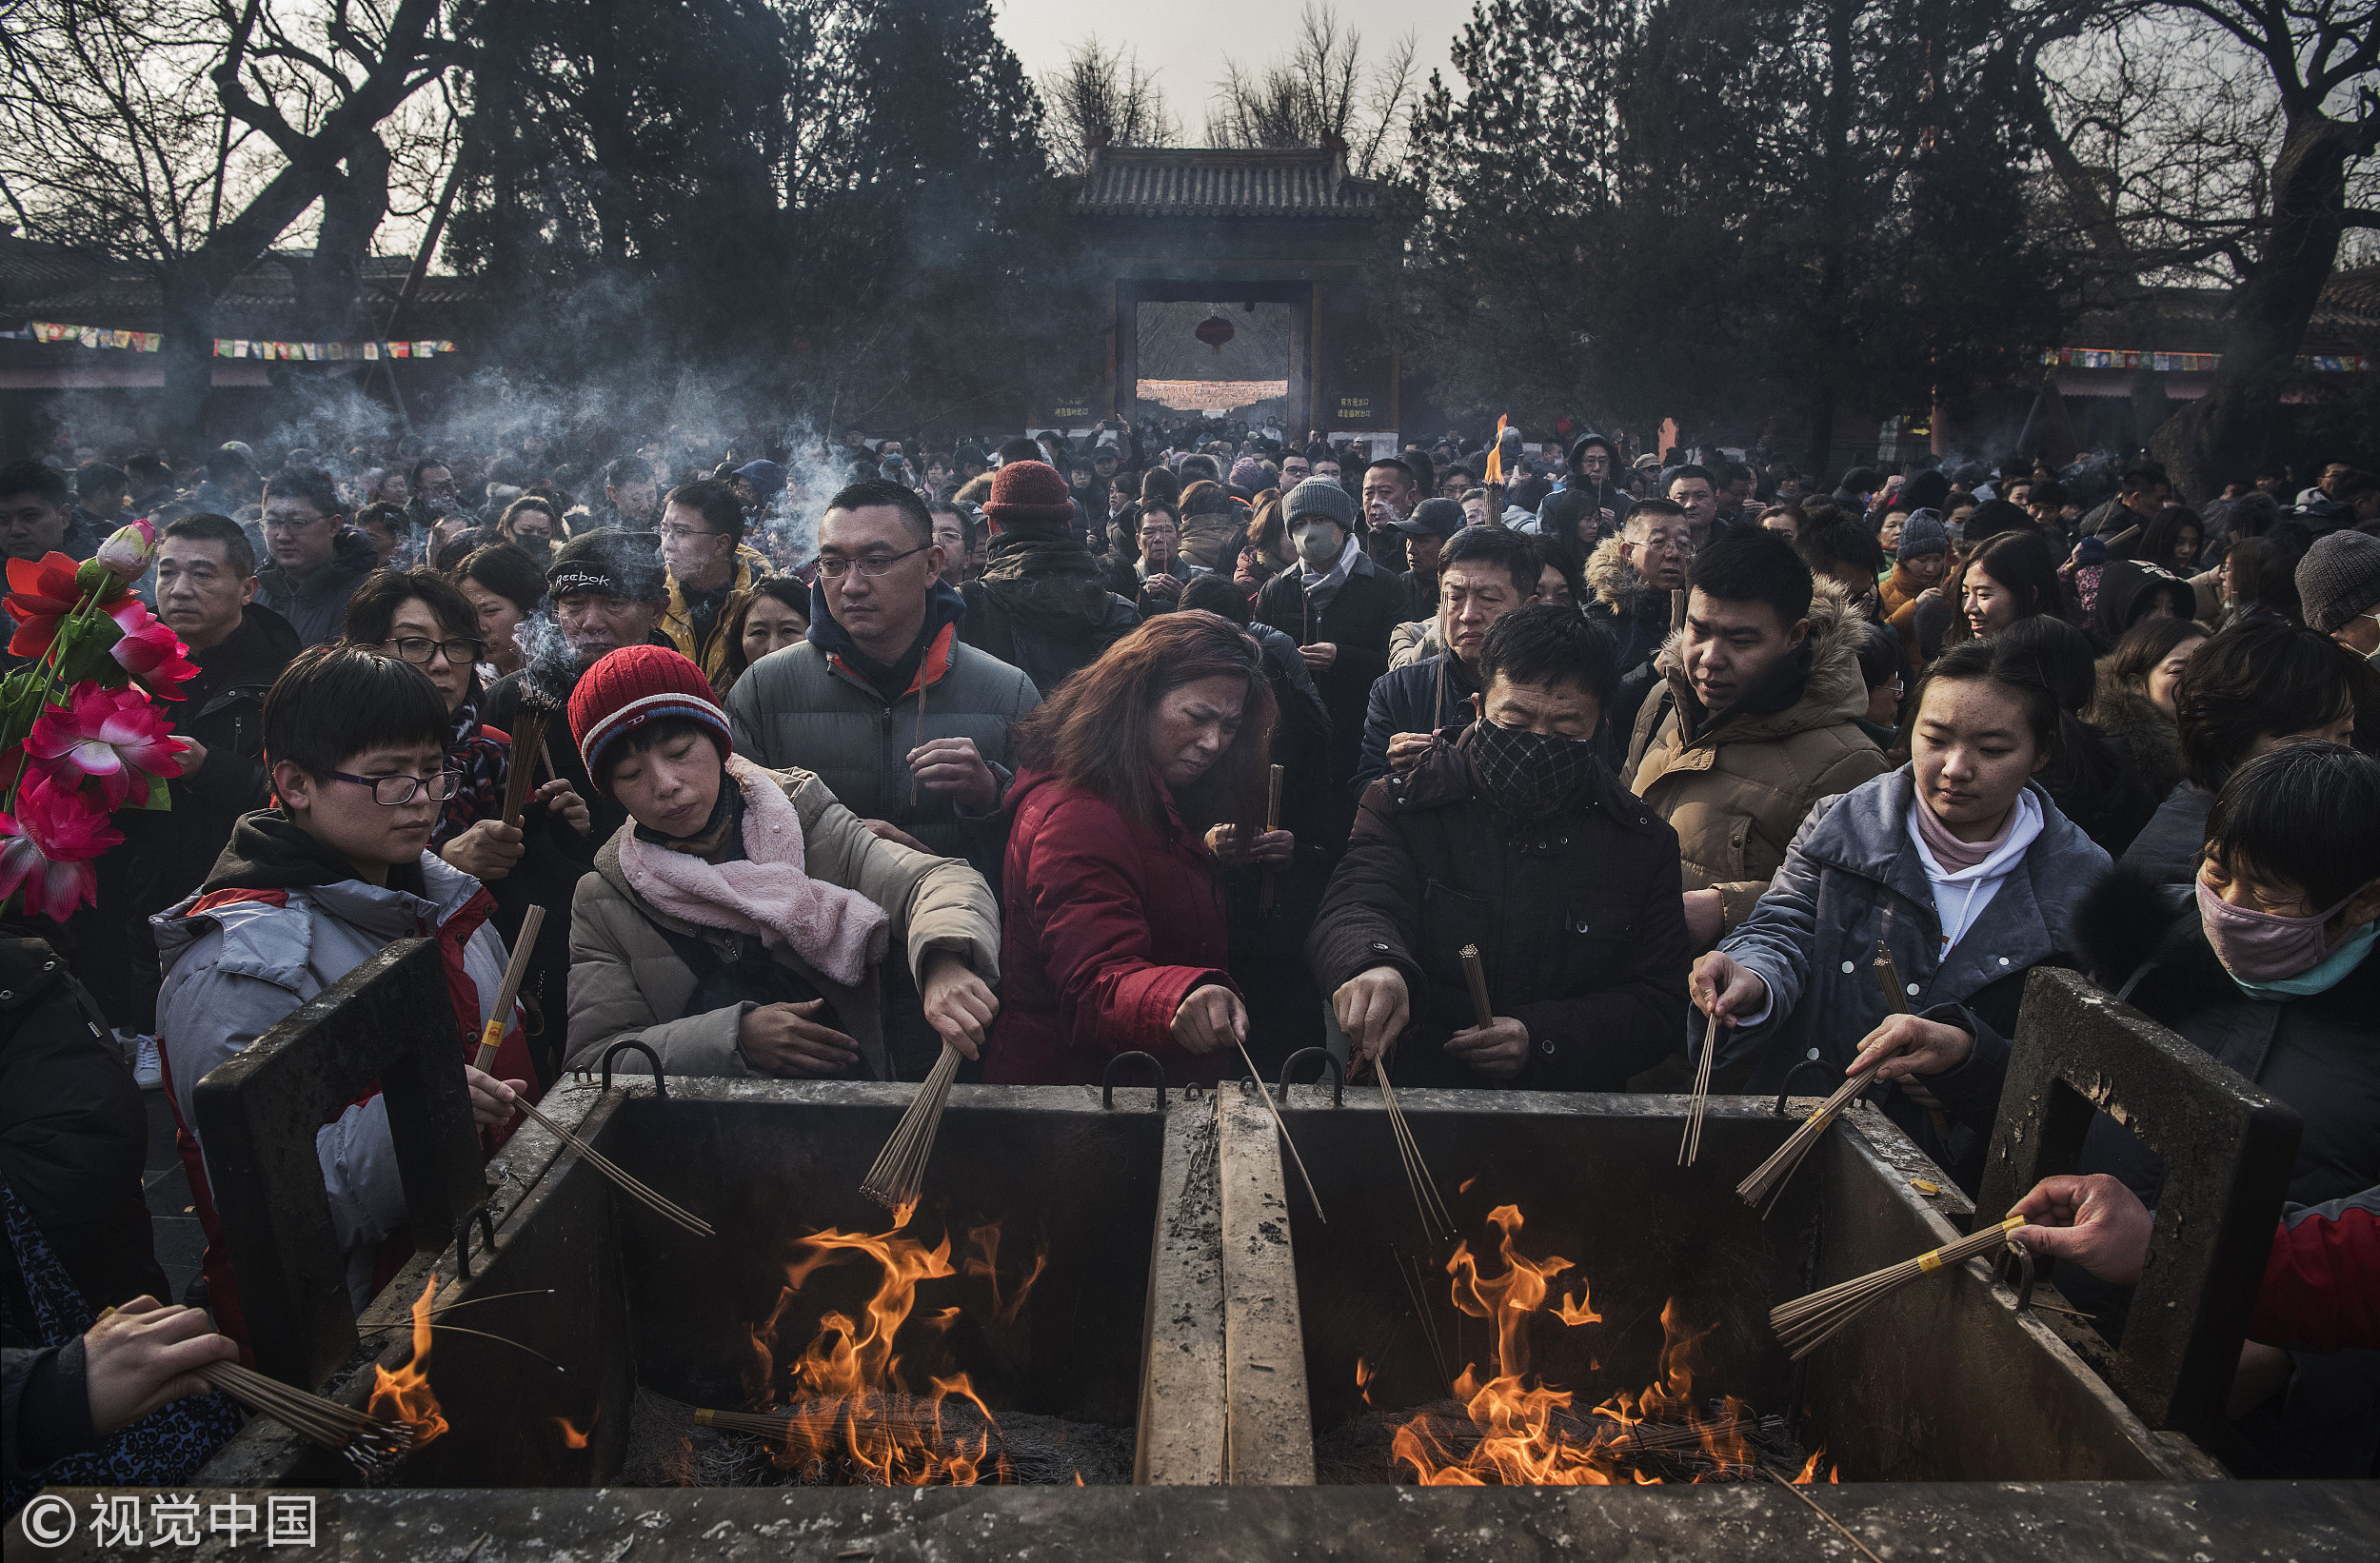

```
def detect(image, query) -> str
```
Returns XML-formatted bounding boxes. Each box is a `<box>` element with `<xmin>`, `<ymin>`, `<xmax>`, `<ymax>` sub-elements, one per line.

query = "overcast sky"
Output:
<box><xmin>992</xmin><ymin>1</ymin><xmax>1472</xmax><ymax>135</ymax></box>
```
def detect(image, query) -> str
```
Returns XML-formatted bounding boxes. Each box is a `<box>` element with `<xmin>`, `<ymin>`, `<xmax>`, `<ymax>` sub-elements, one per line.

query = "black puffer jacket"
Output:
<box><xmin>960</xmin><ymin>523</ymin><xmax>1140</xmax><ymax>695</ymax></box>
<box><xmin>0</xmin><ymin>937</ymin><xmax>168</xmax><ymax>1316</ymax></box>
<box><xmin>1256</xmin><ymin>549</ymin><xmax>1420</xmax><ymax>830</ymax></box>
<box><xmin>1305</xmin><ymin>731</ymin><xmax>1688</xmax><ymax>1089</ymax></box>
<box><xmin>253</xmin><ymin>527</ymin><xmax>380</xmax><ymax>647</ymax></box>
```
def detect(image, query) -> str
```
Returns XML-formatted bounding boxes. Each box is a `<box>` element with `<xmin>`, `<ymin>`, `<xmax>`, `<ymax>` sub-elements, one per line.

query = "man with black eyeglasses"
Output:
<box><xmin>154</xmin><ymin>645</ymin><xmax>540</xmax><ymax>1343</ymax></box>
<box><xmin>726</xmin><ymin>480</ymin><xmax>1038</xmax><ymax>880</ymax></box>
<box><xmin>656</xmin><ymin>478</ymin><xmax>764</xmax><ymax>683</ymax></box>
<box><xmin>725</xmin><ymin>479</ymin><xmax>1039</xmax><ymax>1077</ymax></box>
<box><xmin>254</xmin><ymin>466</ymin><xmax>378</xmax><ymax>645</ymax></box>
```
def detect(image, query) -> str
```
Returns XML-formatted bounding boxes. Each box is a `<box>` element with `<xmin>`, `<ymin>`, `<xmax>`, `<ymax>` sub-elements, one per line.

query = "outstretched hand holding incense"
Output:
<box><xmin>920</xmin><ymin>949</ymin><xmax>998</xmax><ymax>1059</ymax></box>
<box><xmin>1171</xmin><ymin>983</ymin><xmax>1247</xmax><ymax>1054</ymax></box>
<box><xmin>1444</xmin><ymin>1017</ymin><xmax>1527</xmax><ymax>1081</ymax></box>
<box><xmin>2008</xmin><ymin>1174</ymin><xmax>2152</xmax><ymax>1285</ymax></box>
<box><xmin>83</xmin><ymin>1296</ymin><xmax>239</xmax><ymax>1436</ymax></box>
<box><xmin>1847</xmin><ymin>1012</ymin><xmax>1973</xmax><ymax>1107</ymax></box>
<box><xmin>1688</xmin><ymin>950</ymin><xmax>1767</xmax><ymax>1026</ymax></box>
<box><xmin>1332</xmin><ymin>965</ymin><xmax>1411</xmax><ymax>1075</ymax></box>
<box><xmin>465</xmin><ymin>1065</ymin><xmax>528</xmax><ymax>1129</ymax></box>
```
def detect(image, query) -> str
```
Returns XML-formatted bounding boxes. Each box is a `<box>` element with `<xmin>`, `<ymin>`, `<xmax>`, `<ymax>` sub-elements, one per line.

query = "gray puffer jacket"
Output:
<box><xmin>724</xmin><ymin>631</ymin><xmax>1039</xmax><ymax>883</ymax></box>
<box><xmin>1716</xmin><ymin>767</ymin><xmax>2111</xmax><ymax>1178</ymax></box>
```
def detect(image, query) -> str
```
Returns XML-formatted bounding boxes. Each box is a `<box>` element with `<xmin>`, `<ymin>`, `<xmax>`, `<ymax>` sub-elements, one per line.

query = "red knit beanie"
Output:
<box><xmin>982</xmin><ymin>460</ymin><xmax>1076</xmax><ymax>528</ymax></box>
<box><xmin>566</xmin><ymin>644</ymin><xmax>733</xmax><ymax>789</ymax></box>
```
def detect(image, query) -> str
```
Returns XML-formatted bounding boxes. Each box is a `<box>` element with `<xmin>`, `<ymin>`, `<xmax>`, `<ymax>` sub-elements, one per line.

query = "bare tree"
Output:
<box><xmin>1206</xmin><ymin>4</ymin><xmax>1418</xmax><ymax>178</ymax></box>
<box><xmin>2006</xmin><ymin>0</ymin><xmax>2378</xmax><ymax>495</ymax></box>
<box><xmin>0</xmin><ymin>1</ymin><xmax>459</xmax><ymax>442</ymax></box>
<box><xmin>1041</xmin><ymin>34</ymin><xmax>1180</xmax><ymax>172</ymax></box>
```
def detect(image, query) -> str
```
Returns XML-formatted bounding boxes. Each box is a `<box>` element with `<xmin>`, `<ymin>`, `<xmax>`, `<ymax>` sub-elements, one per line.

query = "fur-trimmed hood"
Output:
<box><xmin>1647</xmin><ymin>575</ymin><xmax>1871</xmax><ymax>744</ymax></box>
<box><xmin>2087</xmin><ymin>661</ymin><xmax>2184</xmax><ymax>805</ymax></box>
<box><xmin>1583</xmin><ymin>535</ymin><xmax>1660</xmax><ymax>618</ymax></box>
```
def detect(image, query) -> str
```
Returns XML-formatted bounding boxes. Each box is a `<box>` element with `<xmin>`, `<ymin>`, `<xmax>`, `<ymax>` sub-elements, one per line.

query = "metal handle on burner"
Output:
<box><xmin>1101</xmin><ymin>1051</ymin><xmax>1167</xmax><ymax>1111</ymax></box>
<box><xmin>1774</xmin><ymin>1056</ymin><xmax>1841</xmax><ymax>1115</ymax></box>
<box><xmin>455</xmin><ymin>1200</ymin><xmax>500</xmax><ymax>1282</ymax></box>
<box><xmin>598</xmin><ymin>1039</ymin><xmax>670</xmax><ymax>1099</ymax></box>
<box><xmin>1277</xmin><ymin>1046</ymin><xmax>1343</xmax><ymax>1107</ymax></box>
<box><xmin>1994</xmin><ymin>1237</ymin><xmax>2039</xmax><ymax>1315</ymax></box>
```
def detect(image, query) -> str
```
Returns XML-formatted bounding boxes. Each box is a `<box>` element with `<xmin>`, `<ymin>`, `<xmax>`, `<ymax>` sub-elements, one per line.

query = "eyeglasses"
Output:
<box><xmin>658</xmin><ymin>524</ymin><xmax>726</xmax><ymax>543</ymax></box>
<box><xmin>1624</xmin><ymin>535</ymin><xmax>1695</xmax><ymax>556</ymax></box>
<box><xmin>386</xmin><ymin>635</ymin><xmax>486</xmax><ymax>666</ymax></box>
<box><xmin>816</xmin><ymin>544</ymin><xmax>927</xmax><ymax>580</ymax></box>
<box><xmin>324</xmin><ymin>767</ymin><xmax>464</xmax><ymax>805</ymax></box>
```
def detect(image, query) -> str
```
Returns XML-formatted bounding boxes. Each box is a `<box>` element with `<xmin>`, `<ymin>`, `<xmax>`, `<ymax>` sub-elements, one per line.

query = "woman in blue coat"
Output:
<box><xmin>1693</xmin><ymin>635</ymin><xmax>2112</xmax><ymax>1187</ymax></box>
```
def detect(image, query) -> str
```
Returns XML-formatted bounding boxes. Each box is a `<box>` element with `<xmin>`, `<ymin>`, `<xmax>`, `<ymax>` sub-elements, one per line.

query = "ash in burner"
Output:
<box><xmin>622</xmin><ymin>1387</ymin><xmax>1136</xmax><ymax>1487</ymax></box>
<box><xmin>1315</xmin><ymin>1399</ymin><xmax>1809</xmax><ymax>1486</ymax></box>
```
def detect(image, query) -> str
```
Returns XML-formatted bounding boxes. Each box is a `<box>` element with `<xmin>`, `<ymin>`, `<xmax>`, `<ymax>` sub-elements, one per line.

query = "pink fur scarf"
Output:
<box><xmin>616</xmin><ymin>754</ymin><xmax>890</xmax><ymax>986</ymax></box>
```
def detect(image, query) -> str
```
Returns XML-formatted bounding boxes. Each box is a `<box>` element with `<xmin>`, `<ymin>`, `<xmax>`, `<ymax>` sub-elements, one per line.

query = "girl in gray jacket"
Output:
<box><xmin>1692</xmin><ymin>635</ymin><xmax>2112</xmax><ymax>1185</ymax></box>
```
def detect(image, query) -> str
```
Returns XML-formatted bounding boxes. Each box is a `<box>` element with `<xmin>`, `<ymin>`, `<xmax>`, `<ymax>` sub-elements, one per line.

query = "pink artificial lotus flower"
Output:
<box><xmin>105</xmin><ymin>598</ymin><xmax>196</xmax><ymax>700</ymax></box>
<box><xmin>26</xmin><ymin>684</ymin><xmax>185</xmax><ymax>808</ymax></box>
<box><xmin>94</xmin><ymin>519</ymin><xmax>158</xmax><ymax>581</ymax></box>
<box><xmin>0</xmin><ymin>770</ymin><xmax>124</xmax><ymax>920</ymax></box>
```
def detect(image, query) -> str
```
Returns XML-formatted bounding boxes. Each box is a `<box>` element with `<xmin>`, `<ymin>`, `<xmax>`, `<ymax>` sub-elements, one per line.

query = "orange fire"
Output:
<box><xmin>552</xmin><ymin>1416</ymin><xmax>591</xmax><ymax>1449</ymax></box>
<box><xmin>1387</xmin><ymin>1206</ymin><xmax>1826</xmax><ymax>1485</ymax></box>
<box><xmin>744</xmin><ymin>1217</ymin><xmax>1046</xmax><ymax>1485</ymax></box>
<box><xmin>367</xmin><ymin>1277</ymin><xmax>448</xmax><ymax>1447</ymax></box>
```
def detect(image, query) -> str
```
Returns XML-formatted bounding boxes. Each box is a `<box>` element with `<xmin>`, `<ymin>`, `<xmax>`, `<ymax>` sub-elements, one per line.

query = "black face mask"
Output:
<box><xmin>1468</xmin><ymin>717</ymin><xmax>1597</xmax><ymax>820</ymax></box>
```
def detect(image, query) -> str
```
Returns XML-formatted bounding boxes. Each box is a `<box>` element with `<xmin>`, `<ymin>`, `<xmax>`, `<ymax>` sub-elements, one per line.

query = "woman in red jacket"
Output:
<box><xmin>987</xmin><ymin>611</ymin><xmax>1280</xmax><ymax>1085</ymax></box>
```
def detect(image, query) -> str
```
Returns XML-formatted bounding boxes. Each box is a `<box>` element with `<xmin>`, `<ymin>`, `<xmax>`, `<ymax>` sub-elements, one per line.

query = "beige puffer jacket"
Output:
<box><xmin>1625</xmin><ymin>580</ymin><xmax>1889</xmax><ymax>933</ymax></box>
<box><xmin>565</xmin><ymin>764</ymin><xmax>1001</xmax><ymax>1081</ymax></box>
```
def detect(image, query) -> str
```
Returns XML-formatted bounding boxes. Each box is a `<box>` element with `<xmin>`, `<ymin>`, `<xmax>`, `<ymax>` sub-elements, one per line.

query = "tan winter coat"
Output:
<box><xmin>565</xmin><ymin>765</ymin><xmax>1001</xmax><ymax>1081</ymax></box>
<box><xmin>1625</xmin><ymin>580</ymin><xmax>1889</xmax><ymax>933</ymax></box>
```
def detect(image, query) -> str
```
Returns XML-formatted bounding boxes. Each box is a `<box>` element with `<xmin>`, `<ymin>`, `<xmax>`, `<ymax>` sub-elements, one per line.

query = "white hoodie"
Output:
<box><xmin>1908</xmin><ymin>788</ymin><xmax>2045</xmax><ymax>956</ymax></box>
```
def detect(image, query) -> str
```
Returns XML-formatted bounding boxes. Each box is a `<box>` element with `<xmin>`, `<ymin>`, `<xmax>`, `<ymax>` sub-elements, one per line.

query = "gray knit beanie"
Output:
<box><xmin>2294</xmin><ymin>530</ymin><xmax>2380</xmax><ymax>634</ymax></box>
<box><xmin>1284</xmin><ymin>477</ymin><xmax>1357</xmax><ymax>531</ymax></box>
<box><xmin>1897</xmin><ymin>510</ymin><xmax>1949</xmax><ymax>559</ymax></box>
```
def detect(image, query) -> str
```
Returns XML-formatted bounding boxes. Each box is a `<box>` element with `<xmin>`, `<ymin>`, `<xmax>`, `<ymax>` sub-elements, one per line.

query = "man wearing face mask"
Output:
<box><xmin>2067</xmin><ymin>742</ymin><xmax>2380</xmax><ymax>1477</ymax></box>
<box><xmin>1309</xmin><ymin>606</ymin><xmax>1688</xmax><ymax>1088</ymax></box>
<box><xmin>1256</xmin><ymin>479</ymin><xmax>1417</xmax><ymax>852</ymax></box>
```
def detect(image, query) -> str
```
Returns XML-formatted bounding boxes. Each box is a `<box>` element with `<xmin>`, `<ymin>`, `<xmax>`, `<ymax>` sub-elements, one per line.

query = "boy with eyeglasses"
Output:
<box><xmin>151</xmin><ymin>646</ymin><xmax>538</xmax><ymax>1350</ymax></box>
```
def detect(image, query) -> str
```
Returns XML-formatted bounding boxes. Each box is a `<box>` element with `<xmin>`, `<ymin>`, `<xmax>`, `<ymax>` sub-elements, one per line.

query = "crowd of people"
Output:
<box><xmin>3</xmin><ymin>412</ymin><xmax>2377</xmax><ymax>1498</ymax></box>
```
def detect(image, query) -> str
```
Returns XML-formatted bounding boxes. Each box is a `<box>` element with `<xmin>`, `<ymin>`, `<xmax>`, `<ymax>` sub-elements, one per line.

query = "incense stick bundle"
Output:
<box><xmin>1734</xmin><ymin>941</ymin><xmax>1898</xmax><ymax>1214</ymax></box>
<box><xmin>1678</xmin><ymin>1009</ymin><xmax>1719</xmax><ymax>1167</ymax></box>
<box><xmin>861</xmin><ymin>1040</ymin><xmax>963</xmax><ymax>1217</ymax></box>
<box><xmin>500</xmin><ymin>702</ymin><xmax>554</xmax><ymax>827</ymax></box>
<box><xmin>1257</xmin><ymin>763</ymin><xmax>1285</xmax><ymax>920</ymax></box>
<box><xmin>1238</xmin><ymin>1038</ymin><xmax>1327</xmax><ymax>1223</ymax></box>
<box><xmin>196</xmin><ymin>1360</ymin><xmax>416</xmax><ymax>1475</ymax></box>
<box><xmin>1458</xmin><ymin>945</ymin><xmax>1495</xmax><ymax>1031</ymax></box>
<box><xmin>1378</xmin><ymin>1058</ymin><xmax>1453</xmax><ymax>1244</ymax></box>
<box><xmin>513</xmin><ymin>1095</ymin><xmax>714</xmax><ymax>1237</ymax></box>
<box><xmin>1670</xmin><ymin>587</ymin><xmax>1687</xmax><ymax>632</ymax></box>
<box><xmin>472</xmin><ymin>905</ymin><xmax>545</xmax><ymax>1072</ymax></box>
<box><xmin>1770</xmin><ymin>1215</ymin><xmax>2027</xmax><ymax>1360</ymax></box>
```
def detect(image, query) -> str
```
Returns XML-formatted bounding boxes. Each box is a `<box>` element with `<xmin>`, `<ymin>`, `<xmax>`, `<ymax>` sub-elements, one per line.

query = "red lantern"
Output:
<box><xmin>1195</xmin><ymin>315</ymin><xmax>1236</xmax><ymax>353</ymax></box>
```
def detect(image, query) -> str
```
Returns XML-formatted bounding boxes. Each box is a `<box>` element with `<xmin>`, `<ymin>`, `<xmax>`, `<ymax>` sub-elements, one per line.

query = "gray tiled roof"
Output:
<box><xmin>1076</xmin><ymin>148</ymin><xmax>1378</xmax><ymax>217</ymax></box>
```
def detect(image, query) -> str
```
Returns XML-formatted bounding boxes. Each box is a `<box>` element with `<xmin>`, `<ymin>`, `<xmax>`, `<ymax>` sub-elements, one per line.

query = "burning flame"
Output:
<box><xmin>367</xmin><ymin>1278</ymin><xmax>448</xmax><ymax>1448</ymax></box>
<box><xmin>552</xmin><ymin>1416</ymin><xmax>591</xmax><ymax>1449</ymax></box>
<box><xmin>1356</xmin><ymin>1355</ymin><xmax>1376</xmax><ymax>1406</ymax></box>
<box><xmin>743</xmin><ymin>1217</ymin><xmax>1047</xmax><ymax>1485</ymax></box>
<box><xmin>1387</xmin><ymin>1207</ymin><xmax>1813</xmax><ymax>1485</ymax></box>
